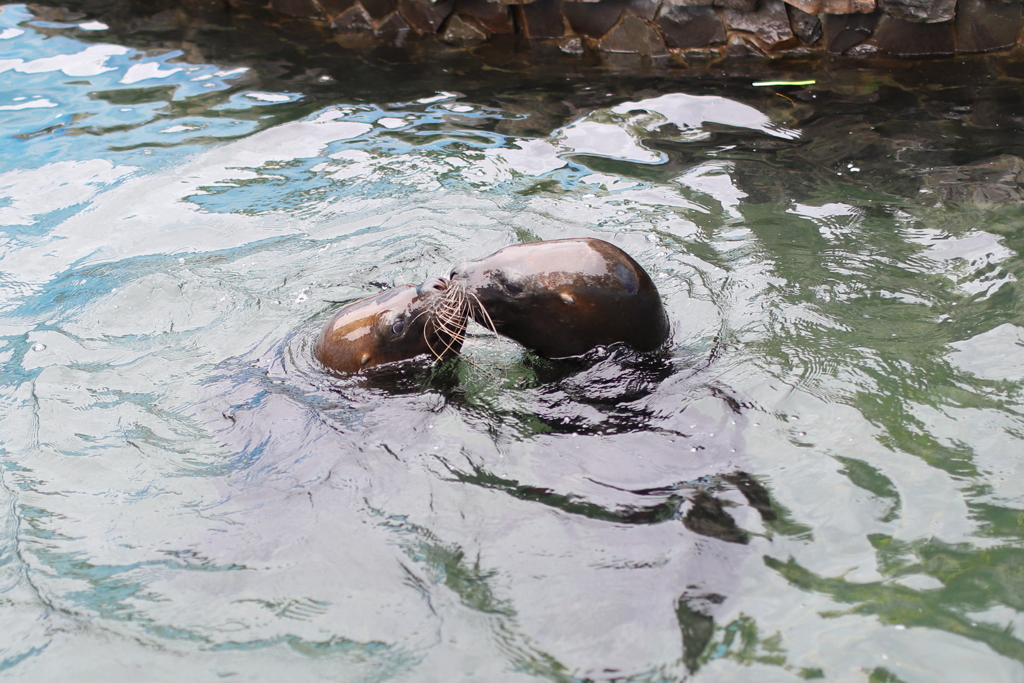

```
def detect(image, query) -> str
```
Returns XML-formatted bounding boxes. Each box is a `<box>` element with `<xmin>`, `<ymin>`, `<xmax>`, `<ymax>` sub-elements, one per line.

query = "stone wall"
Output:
<box><xmin>179</xmin><ymin>0</ymin><xmax>1024</xmax><ymax>63</ymax></box>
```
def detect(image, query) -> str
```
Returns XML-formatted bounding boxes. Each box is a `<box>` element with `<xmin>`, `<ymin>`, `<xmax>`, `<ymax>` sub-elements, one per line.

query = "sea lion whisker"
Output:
<box><xmin>410</xmin><ymin>305</ymin><xmax>433</xmax><ymax>322</ymax></box>
<box><xmin>424</xmin><ymin>296</ymin><xmax>468</xmax><ymax>359</ymax></box>
<box><xmin>457</xmin><ymin>352</ymin><xmax>494</xmax><ymax>376</ymax></box>
<box><xmin>438</xmin><ymin>319</ymin><xmax>468</xmax><ymax>348</ymax></box>
<box><xmin>435</xmin><ymin>291</ymin><xmax>469</xmax><ymax>341</ymax></box>
<box><xmin>467</xmin><ymin>290</ymin><xmax>499</xmax><ymax>336</ymax></box>
<box><xmin>424</xmin><ymin>328</ymin><xmax>443</xmax><ymax>359</ymax></box>
<box><xmin>438</xmin><ymin>318</ymin><xmax>466</xmax><ymax>341</ymax></box>
<box><xmin>439</xmin><ymin>290</ymin><xmax>466</xmax><ymax>318</ymax></box>
<box><xmin>423</xmin><ymin>318</ymin><xmax>459</xmax><ymax>358</ymax></box>
<box><xmin>437</xmin><ymin>306</ymin><xmax>461</xmax><ymax>327</ymax></box>
<box><xmin>440</xmin><ymin>332</ymin><xmax>463</xmax><ymax>356</ymax></box>
<box><xmin>432</xmin><ymin>298</ymin><xmax>463</xmax><ymax>331</ymax></box>
<box><xmin>433</xmin><ymin>324</ymin><xmax>496</xmax><ymax>377</ymax></box>
<box><xmin>432</xmin><ymin>323</ymin><xmax>459</xmax><ymax>349</ymax></box>
<box><xmin>419</xmin><ymin>283</ymin><xmax>499</xmax><ymax>379</ymax></box>
<box><xmin>426</xmin><ymin>333</ymin><xmax>464</xmax><ymax>364</ymax></box>
<box><xmin>423</xmin><ymin>319</ymin><xmax>474</xmax><ymax>369</ymax></box>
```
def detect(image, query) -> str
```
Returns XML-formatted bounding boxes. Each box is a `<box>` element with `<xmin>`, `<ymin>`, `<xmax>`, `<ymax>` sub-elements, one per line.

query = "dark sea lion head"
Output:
<box><xmin>449</xmin><ymin>238</ymin><xmax>670</xmax><ymax>359</ymax></box>
<box><xmin>315</xmin><ymin>277</ymin><xmax>467</xmax><ymax>374</ymax></box>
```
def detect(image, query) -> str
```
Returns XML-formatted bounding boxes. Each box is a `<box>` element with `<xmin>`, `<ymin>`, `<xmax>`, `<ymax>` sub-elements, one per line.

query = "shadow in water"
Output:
<box><xmin>443</xmin><ymin>460</ymin><xmax>781</xmax><ymax>546</ymax></box>
<box><xmin>434</xmin><ymin>340</ymin><xmax>748</xmax><ymax>441</ymax></box>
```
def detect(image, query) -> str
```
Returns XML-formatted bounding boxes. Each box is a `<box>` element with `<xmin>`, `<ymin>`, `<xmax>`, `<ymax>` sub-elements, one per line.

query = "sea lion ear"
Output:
<box><xmin>560</xmin><ymin>292</ymin><xmax>575</xmax><ymax>305</ymax></box>
<box><xmin>360</xmin><ymin>353</ymin><xmax>372</xmax><ymax>366</ymax></box>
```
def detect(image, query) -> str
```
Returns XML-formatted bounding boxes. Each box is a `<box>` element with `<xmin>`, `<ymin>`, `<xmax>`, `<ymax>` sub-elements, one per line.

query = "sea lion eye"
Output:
<box><xmin>391</xmin><ymin>318</ymin><xmax>406</xmax><ymax>336</ymax></box>
<box><xmin>502</xmin><ymin>280</ymin><xmax>523</xmax><ymax>295</ymax></box>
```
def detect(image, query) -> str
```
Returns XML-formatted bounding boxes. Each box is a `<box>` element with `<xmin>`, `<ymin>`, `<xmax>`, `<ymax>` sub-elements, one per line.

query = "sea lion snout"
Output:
<box><xmin>449</xmin><ymin>263</ymin><xmax>478</xmax><ymax>284</ymax></box>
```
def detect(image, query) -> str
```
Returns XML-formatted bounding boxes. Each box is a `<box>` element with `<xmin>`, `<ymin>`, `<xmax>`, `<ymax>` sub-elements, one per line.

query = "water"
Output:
<box><xmin>3</xmin><ymin>2</ymin><xmax>1024</xmax><ymax>680</ymax></box>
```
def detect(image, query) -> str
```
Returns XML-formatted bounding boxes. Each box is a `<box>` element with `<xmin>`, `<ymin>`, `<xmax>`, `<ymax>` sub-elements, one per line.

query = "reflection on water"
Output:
<box><xmin>4</xmin><ymin>1</ymin><xmax>1024</xmax><ymax>681</ymax></box>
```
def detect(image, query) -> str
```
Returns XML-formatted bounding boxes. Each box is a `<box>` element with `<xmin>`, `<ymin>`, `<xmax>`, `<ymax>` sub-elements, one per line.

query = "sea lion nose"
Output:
<box><xmin>417</xmin><ymin>277</ymin><xmax>447</xmax><ymax>295</ymax></box>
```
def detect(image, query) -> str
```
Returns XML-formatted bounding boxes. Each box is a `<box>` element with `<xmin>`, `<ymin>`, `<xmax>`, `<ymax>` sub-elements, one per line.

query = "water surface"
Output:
<box><xmin>3</xmin><ymin>3</ymin><xmax>1024</xmax><ymax>681</ymax></box>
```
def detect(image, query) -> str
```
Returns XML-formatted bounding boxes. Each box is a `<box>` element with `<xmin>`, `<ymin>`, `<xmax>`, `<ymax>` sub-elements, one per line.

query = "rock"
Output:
<box><xmin>624</xmin><ymin>0</ymin><xmax>662</xmax><ymax>19</ymax></box>
<box><xmin>563</xmin><ymin>0</ymin><xmax>622</xmax><ymax>36</ymax></box>
<box><xmin>878</xmin><ymin>0</ymin><xmax>954</xmax><ymax>22</ymax></box>
<box><xmin>331</xmin><ymin>4</ymin><xmax>374</xmax><ymax>29</ymax></box>
<box><xmin>726</xmin><ymin>31</ymin><xmax>767</xmax><ymax>54</ymax></box>
<box><xmin>276</xmin><ymin>17</ymin><xmax>332</xmax><ymax>37</ymax></box>
<box><xmin>925</xmin><ymin>155</ymin><xmax>1024</xmax><ymax>204</ymax></box>
<box><xmin>783</xmin><ymin>0</ymin><xmax>875</xmax><ymax>14</ymax></box>
<box><xmin>375</xmin><ymin>10</ymin><xmax>412</xmax><ymax>42</ymax></box>
<box><xmin>599</xmin><ymin>14</ymin><xmax>670</xmax><ymax>54</ymax></box>
<box><xmin>786</xmin><ymin>116</ymin><xmax>881</xmax><ymax>166</ymax></box>
<box><xmin>664</xmin><ymin>0</ymin><xmax>759</xmax><ymax>13</ymax></box>
<box><xmin>441</xmin><ymin>13</ymin><xmax>490</xmax><ymax>43</ymax></box>
<box><xmin>146</xmin><ymin>0</ymin><xmax>1024</xmax><ymax>58</ymax></box>
<box><xmin>558</xmin><ymin>35</ymin><xmax>586</xmax><ymax>51</ymax></box>
<box><xmin>956</xmin><ymin>0</ymin><xmax>1024</xmax><ymax>52</ymax></box>
<box><xmin>657</xmin><ymin>5</ymin><xmax>726</xmax><ymax>47</ymax></box>
<box><xmin>787</xmin><ymin>4</ymin><xmax>822</xmax><ymax>43</ymax></box>
<box><xmin>521</xmin><ymin>0</ymin><xmax>566</xmax><ymax>38</ymax></box>
<box><xmin>966</xmin><ymin>97</ymin><xmax>1013</xmax><ymax>129</ymax></box>
<box><xmin>494</xmin><ymin>94</ymin><xmax>575</xmax><ymax>136</ymax></box>
<box><xmin>398</xmin><ymin>0</ymin><xmax>455</xmax><ymax>32</ymax></box>
<box><xmin>181</xmin><ymin>0</ymin><xmax>230</xmax><ymax>21</ymax></box>
<box><xmin>362</xmin><ymin>0</ymin><xmax>399</xmax><ymax>19</ymax></box>
<box><xmin>873</xmin><ymin>14</ymin><xmax>954</xmax><ymax>53</ymax></box>
<box><xmin>822</xmin><ymin>11</ymin><xmax>879</xmax><ymax>52</ymax></box>
<box><xmin>716</xmin><ymin>0</ymin><xmax>760</xmax><ymax>9</ymax></box>
<box><xmin>271</xmin><ymin>0</ymin><xmax>323</xmax><ymax>17</ymax></box>
<box><xmin>722</xmin><ymin>0</ymin><xmax>794</xmax><ymax>48</ymax></box>
<box><xmin>969</xmin><ymin>155</ymin><xmax>1024</xmax><ymax>181</ymax></box>
<box><xmin>319</xmin><ymin>0</ymin><xmax>359</xmax><ymax>14</ymax></box>
<box><xmin>455</xmin><ymin>0</ymin><xmax>515</xmax><ymax>32</ymax></box>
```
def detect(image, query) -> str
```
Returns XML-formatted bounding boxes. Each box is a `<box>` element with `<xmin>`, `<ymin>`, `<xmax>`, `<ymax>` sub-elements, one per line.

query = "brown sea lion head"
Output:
<box><xmin>315</xmin><ymin>277</ymin><xmax>467</xmax><ymax>374</ymax></box>
<box><xmin>449</xmin><ymin>238</ymin><xmax>670</xmax><ymax>359</ymax></box>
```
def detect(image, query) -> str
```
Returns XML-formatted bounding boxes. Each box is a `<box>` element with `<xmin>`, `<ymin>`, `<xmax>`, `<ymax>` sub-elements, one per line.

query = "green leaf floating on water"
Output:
<box><xmin>752</xmin><ymin>80</ymin><xmax>817</xmax><ymax>86</ymax></box>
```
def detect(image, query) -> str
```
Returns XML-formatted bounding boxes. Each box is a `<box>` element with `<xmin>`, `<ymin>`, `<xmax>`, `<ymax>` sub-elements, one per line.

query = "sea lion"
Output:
<box><xmin>449</xmin><ymin>238</ymin><xmax>670</xmax><ymax>359</ymax></box>
<box><xmin>315</xmin><ymin>276</ymin><xmax>467</xmax><ymax>374</ymax></box>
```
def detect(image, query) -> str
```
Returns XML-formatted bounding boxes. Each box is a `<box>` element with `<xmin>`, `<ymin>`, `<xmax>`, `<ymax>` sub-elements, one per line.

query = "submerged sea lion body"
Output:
<box><xmin>450</xmin><ymin>238</ymin><xmax>669</xmax><ymax>358</ymax></box>
<box><xmin>315</xmin><ymin>277</ymin><xmax>466</xmax><ymax>374</ymax></box>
